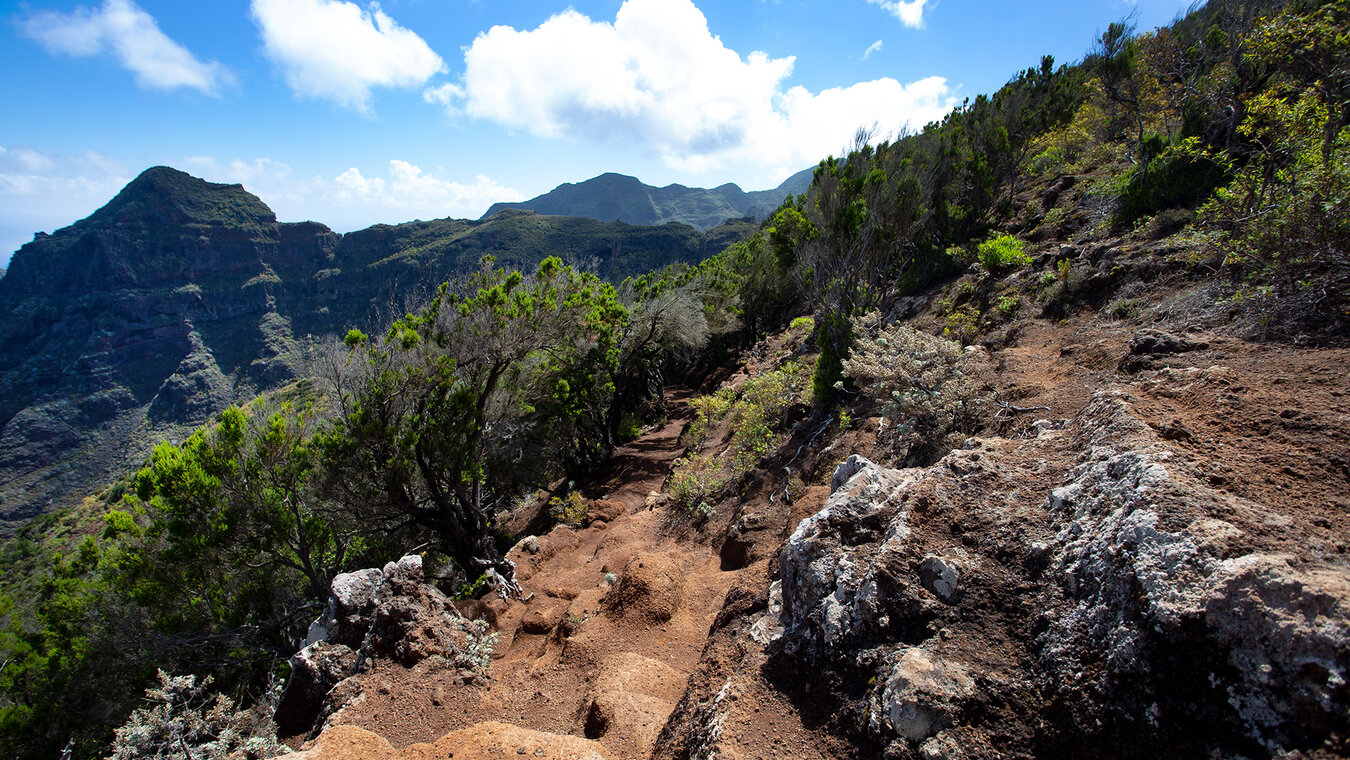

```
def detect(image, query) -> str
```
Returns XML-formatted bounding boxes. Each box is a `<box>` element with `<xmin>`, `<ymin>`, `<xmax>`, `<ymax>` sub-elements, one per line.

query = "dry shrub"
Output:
<box><xmin>108</xmin><ymin>670</ymin><xmax>280</xmax><ymax>760</ymax></box>
<box><xmin>844</xmin><ymin>314</ymin><xmax>989</xmax><ymax>464</ymax></box>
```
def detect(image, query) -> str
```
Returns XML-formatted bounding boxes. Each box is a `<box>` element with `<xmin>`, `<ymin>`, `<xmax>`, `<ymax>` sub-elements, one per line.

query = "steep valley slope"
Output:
<box><xmin>272</xmin><ymin>267</ymin><xmax>1350</xmax><ymax>759</ymax></box>
<box><xmin>0</xmin><ymin>167</ymin><xmax>748</xmax><ymax>528</ymax></box>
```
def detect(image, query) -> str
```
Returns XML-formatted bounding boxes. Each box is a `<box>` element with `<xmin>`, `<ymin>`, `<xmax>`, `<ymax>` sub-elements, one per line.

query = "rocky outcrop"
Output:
<box><xmin>275</xmin><ymin>556</ymin><xmax>496</xmax><ymax>738</ymax></box>
<box><xmin>765</xmin><ymin>392</ymin><xmax>1349</xmax><ymax>757</ymax></box>
<box><xmin>1040</xmin><ymin>394</ymin><xmax>1349</xmax><ymax>753</ymax></box>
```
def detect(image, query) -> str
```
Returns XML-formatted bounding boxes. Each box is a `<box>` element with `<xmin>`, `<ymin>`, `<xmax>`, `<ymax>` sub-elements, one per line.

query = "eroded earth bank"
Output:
<box><xmin>272</xmin><ymin>305</ymin><xmax>1350</xmax><ymax>760</ymax></box>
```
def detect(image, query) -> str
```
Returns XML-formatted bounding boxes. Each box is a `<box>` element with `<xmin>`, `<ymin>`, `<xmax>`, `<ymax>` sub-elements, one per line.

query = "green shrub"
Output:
<box><xmin>788</xmin><ymin>315</ymin><xmax>815</xmax><ymax>336</ymax></box>
<box><xmin>667</xmin><ymin>453</ymin><xmax>727</xmax><ymax>514</ymax></box>
<box><xmin>668</xmin><ymin>361</ymin><xmax>809</xmax><ymax>514</ymax></box>
<box><xmin>731</xmin><ymin>363</ymin><xmax>808</xmax><ymax>467</ymax></box>
<box><xmin>977</xmin><ymin>235</ymin><xmax>1030</xmax><ymax>271</ymax></box>
<box><xmin>996</xmin><ymin>294</ymin><xmax>1022</xmax><ymax>319</ymax></box>
<box><xmin>943</xmin><ymin>305</ymin><xmax>981</xmax><ymax>345</ymax></box>
<box><xmin>809</xmin><ymin>313</ymin><xmax>851</xmax><ymax>405</ymax></box>
<box><xmin>547</xmin><ymin>492</ymin><xmax>590</xmax><ymax>527</ymax></box>
<box><xmin>682</xmin><ymin>389</ymin><xmax>735</xmax><ymax>448</ymax></box>
<box><xmin>616</xmin><ymin>413</ymin><xmax>644</xmax><ymax>442</ymax></box>
<box><xmin>1103</xmin><ymin>296</ymin><xmax>1143</xmax><ymax>320</ymax></box>
<box><xmin>1142</xmin><ymin>208</ymin><xmax>1195</xmax><ymax>239</ymax></box>
<box><xmin>1116</xmin><ymin>135</ymin><xmax>1223</xmax><ymax>227</ymax></box>
<box><xmin>1038</xmin><ymin>206</ymin><xmax>1066</xmax><ymax>231</ymax></box>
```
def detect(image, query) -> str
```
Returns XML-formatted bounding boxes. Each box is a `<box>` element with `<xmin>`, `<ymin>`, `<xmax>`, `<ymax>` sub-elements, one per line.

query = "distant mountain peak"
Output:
<box><xmin>90</xmin><ymin>165</ymin><xmax>276</xmax><ymax>228</ymax></box>
<box><xmin>483</xmin><ymin>167</ymin><xmax>814</xmax><ymax>231</ymax></box>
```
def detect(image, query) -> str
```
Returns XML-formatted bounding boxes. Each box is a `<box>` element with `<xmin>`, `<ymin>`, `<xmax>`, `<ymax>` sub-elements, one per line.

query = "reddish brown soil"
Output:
<box><xmin>997</xmin><ymin>319</ymin><xmax>1350</xmax><ymax>556</ymax></box>
<box><xmin>288</xmin><ymin>304</ymin><xmax>1350</xmax><ymax>759</ymax></box>
<box><xmin>298</xmin><ymin>388</ymin><xmax>824</xmax><ymax>759</ymax></box>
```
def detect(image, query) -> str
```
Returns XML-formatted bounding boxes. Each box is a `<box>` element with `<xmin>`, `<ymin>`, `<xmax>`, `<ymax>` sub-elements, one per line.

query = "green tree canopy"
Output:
<box><xmin>321</xmin><ymin>257</ymin><xmax>627</xmax><ymax>590</ymax></box>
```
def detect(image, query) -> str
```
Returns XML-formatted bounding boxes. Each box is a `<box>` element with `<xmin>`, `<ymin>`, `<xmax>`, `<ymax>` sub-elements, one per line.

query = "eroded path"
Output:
<box><xmin>295</xmin><ymin>388</ymin><xmax>760</xmax><ymax>759</ymax></box>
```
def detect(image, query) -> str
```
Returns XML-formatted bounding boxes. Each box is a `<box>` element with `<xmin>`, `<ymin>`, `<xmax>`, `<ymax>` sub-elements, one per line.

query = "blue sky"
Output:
<box><xmin>0</xmin><ymin>0</ymin><xmax>1196</xmax><ymax>266</ymax></box>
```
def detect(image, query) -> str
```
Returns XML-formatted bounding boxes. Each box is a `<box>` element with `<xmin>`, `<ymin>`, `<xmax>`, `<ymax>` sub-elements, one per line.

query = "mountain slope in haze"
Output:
<box><xmin>482</xmin><ymin>168</ymin><xmax>813</xmax><ymax>230</ymax></box>
<box><xmin>0</xmin><ymin>166</ymin><xmax>749</xmax><ymax>527</ymax></box>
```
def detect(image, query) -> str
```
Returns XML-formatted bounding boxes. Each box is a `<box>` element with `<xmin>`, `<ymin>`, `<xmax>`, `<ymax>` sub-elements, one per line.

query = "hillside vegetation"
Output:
<box><xmin>0</xmin><ymin>170</ymin><xmax>748</xmax><ymax>527</ymax></box>
<box><xmin>1</xmin><ymin>0</ymin><xmax>1347</xmax><ymax>757</ymax></box>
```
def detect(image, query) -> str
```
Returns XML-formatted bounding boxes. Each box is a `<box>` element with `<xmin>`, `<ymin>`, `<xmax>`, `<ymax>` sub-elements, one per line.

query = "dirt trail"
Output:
<box><xmin>284</xmin><ymin>309</ymin><xmax>1350</xmax><ymax>760</ymax></box>
<box><xmin>304</xmin><ymin>388</ymin><xmax>752</xmax><ymax>759</ymax></box>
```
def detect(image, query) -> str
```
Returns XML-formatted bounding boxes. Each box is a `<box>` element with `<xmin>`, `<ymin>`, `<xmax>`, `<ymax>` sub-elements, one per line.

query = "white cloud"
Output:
<box><xmin>0</xmin><ymin>147</ymin><xmax>133</xmax><ymax>265</ymax></box>
<box><xmin>866</xmin><ymin>0</ymin><xmax>930</xmax><ymax>28</ymax></box>
<box><xmin>181</xmin><ymin>156</ymin><xmax>523</xmax><ymax>228</ymax></box>
<box><xmin>250</xmin><ymin>0</ymin><xmax>445</xmax><ymax>114</ymax></box>
<box><xmin>863</xmin><ymin>39</ymin><xmax>884</xmax><ymax>60</ymax></box>
<box><xmin>0</xmin><ymin>146</ymin><xmax>130</xmax><ymax>202</ymax></box>
<box><xmin>19</xmin><ymin>0</ymin><xmax>234</xmax><ymax>94</ymax></box>
<box><xmin>330</xmin><ymin>161</ymin><xmax>524</xmax><ymax>216</ymax></box>
<box><xmin>0</xmin><ymin>151</ymin><xmax>521</xmax><ymax>267</ymax></box>
<box><xmin>428</xmin><ymin>0</ymin><xmax>955</xmax><ymax>174</ymax></box>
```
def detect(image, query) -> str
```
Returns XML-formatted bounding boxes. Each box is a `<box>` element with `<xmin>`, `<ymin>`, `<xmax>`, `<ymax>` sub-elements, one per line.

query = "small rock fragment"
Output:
<box><xmin>919</xmin><ymin>557</ymin><xmax>960</xmax><ymax>602</ymax></box>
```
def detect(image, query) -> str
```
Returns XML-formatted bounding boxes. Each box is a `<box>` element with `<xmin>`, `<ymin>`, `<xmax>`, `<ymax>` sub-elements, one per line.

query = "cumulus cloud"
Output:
<box><xmin>180</xmin><ymin>156</ymin><xmax>523</xmax><ymax>228</ymax></box>
<box><xmin>0</xmin><ymin>146</ymin><xmax>132</xmax><ymax>264</ymax></box>
<box><xmin>428</xmin><ymin>0</ymin><xmax>955</xmax><ymax>174</ymax></box>
<box><xmin>250</xmin><ymin>0</ymin><xmax>445</xmax><ymax>114</ymax></box>
<box><xmin>0</xmin><ymin>146</ymin><xmax>129</xmax><ymax>204</ymax></box>
<box><xmin>19</xmin><ymin>0</ymin><xmax>233</xmax><ymax>94</ymax></box>
<box><xmin>330</xmin><ymin>161</ymin><xmax>523</xmax><ymax>216</ymax></box>
<box><xmin>866</xmin><ymin>0</ymin><xmax>930</xmax><ymax>28</ymax></box>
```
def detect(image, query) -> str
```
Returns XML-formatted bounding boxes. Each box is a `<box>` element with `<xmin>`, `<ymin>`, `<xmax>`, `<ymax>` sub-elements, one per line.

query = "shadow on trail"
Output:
<box><xmin>577</xmin><ymin>388</ymin><xmax>693</xmax><ymax>504</ymax></box>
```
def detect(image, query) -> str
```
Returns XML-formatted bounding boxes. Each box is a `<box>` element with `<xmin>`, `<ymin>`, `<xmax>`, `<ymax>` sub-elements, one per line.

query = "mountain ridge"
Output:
<box><xmin>482</xmin><ymin>168</ymin><xmax>813</xmax><ymax>230</ymax></box>
<box><xmin>0</xmin><ymin>166</ymin><xmax>754</xmax><ymax>526</ymax></box>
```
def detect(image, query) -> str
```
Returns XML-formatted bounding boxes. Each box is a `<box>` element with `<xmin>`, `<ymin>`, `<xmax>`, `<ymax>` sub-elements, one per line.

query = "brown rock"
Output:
<box><xmin>604</xmin><ymin>554</ymin><xmax>684</xmax><ymax>623</ymax></box>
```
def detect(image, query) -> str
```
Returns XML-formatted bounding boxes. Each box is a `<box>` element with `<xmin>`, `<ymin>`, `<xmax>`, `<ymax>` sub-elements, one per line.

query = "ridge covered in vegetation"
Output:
<box><xmin>481</xmin><ymin>168</ymin><xmax>815</xmax><ymax>231</ymax></box>
<box><xmin>1</xmin><ymin>0</ymin><xmax>1347</xmax><ymax>756</ymax></box>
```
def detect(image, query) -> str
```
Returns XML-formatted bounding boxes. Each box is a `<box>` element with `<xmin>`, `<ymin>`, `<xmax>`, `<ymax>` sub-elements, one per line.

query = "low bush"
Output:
<box><xmin>108</xmin><ymin>671</ymin><xmax>279</xmax><ymax>760</ymax></box>
<box><xmin>977</xmin><ymin>234</ymin><xmax>1031</xmax><ymax>271</ymax></box>
<box><xmin>996</xmin><ymin>294</ymin><xmax>1022</xmax><ymax>319</ymax></box>
<box><xmin>668</xmin><ymin>361</ymin><xmax>810</xmax><ymax>514</ymax></box>
<box><xmin>844</xmin><ymin>315</ymin><xmax>988</xmax><ymax>464</ymax></box>
<box><xmin>547</xmin><ymin>492</ymin><xmax>590</xmax><ymax>527</ymax></box>
<box><xmin>667</xmin><ymin>453</ymin><xmax>726</xmax><ymax>516</ymax></box>
<box><xmin>943</xmin><ymin>305</ymin><xmax>982</xmax><ymax>345</ymax></box>
<box><xmin>616</xmin><ymin>413</ymin><xmax>644</xmax><ymax>442</ymax></box>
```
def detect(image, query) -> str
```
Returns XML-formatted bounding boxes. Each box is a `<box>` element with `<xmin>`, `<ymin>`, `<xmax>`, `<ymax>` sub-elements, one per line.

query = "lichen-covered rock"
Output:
<box><xmin>1041</xmin><ymin>394</ymin><xmax>1350</xmax><ymax>752</ymax></box>
<box><xmin>276</xmin><ymin>556</ymin><xmax>497</xmax><ymax>738</ymax></box>
<box><xmin>779</xmin><ymin>455</ymin><xmax>928</xmax><ymax>654</ymax></box>
<box><xmin>917</xmin><ymin>557</ymin><xmax>959</xmax><ymax>603</ymax></box>
<box><xmin>872</xmin><ymin>649</ymin><xmax>973</xmax><ymax>741</ymax></box>
<box><xmin>274</xmin><ymin>642</ymin><xmax>358</xmax><ymax>737</ymax></box>
<box><xmin>323</xmin><ymin>568</ymin><xmax>382</xmax><ymax>648</ymax></box>
<box><xmin>772</xmin><ymin>392</ymin><xmax>1350</xmax><ymax>756</ymax></box>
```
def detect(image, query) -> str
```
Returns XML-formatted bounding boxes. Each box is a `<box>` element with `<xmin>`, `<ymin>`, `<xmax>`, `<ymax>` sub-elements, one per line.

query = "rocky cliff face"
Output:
<box><xmin>0</xmin><ymin>167</ymin><xmax>316</xmax><ymax>522</ymax></box>
<box><xmin>0</xmin><ymin>167</ymin><xmax>739</xmax><ymax>526</ymax></box>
